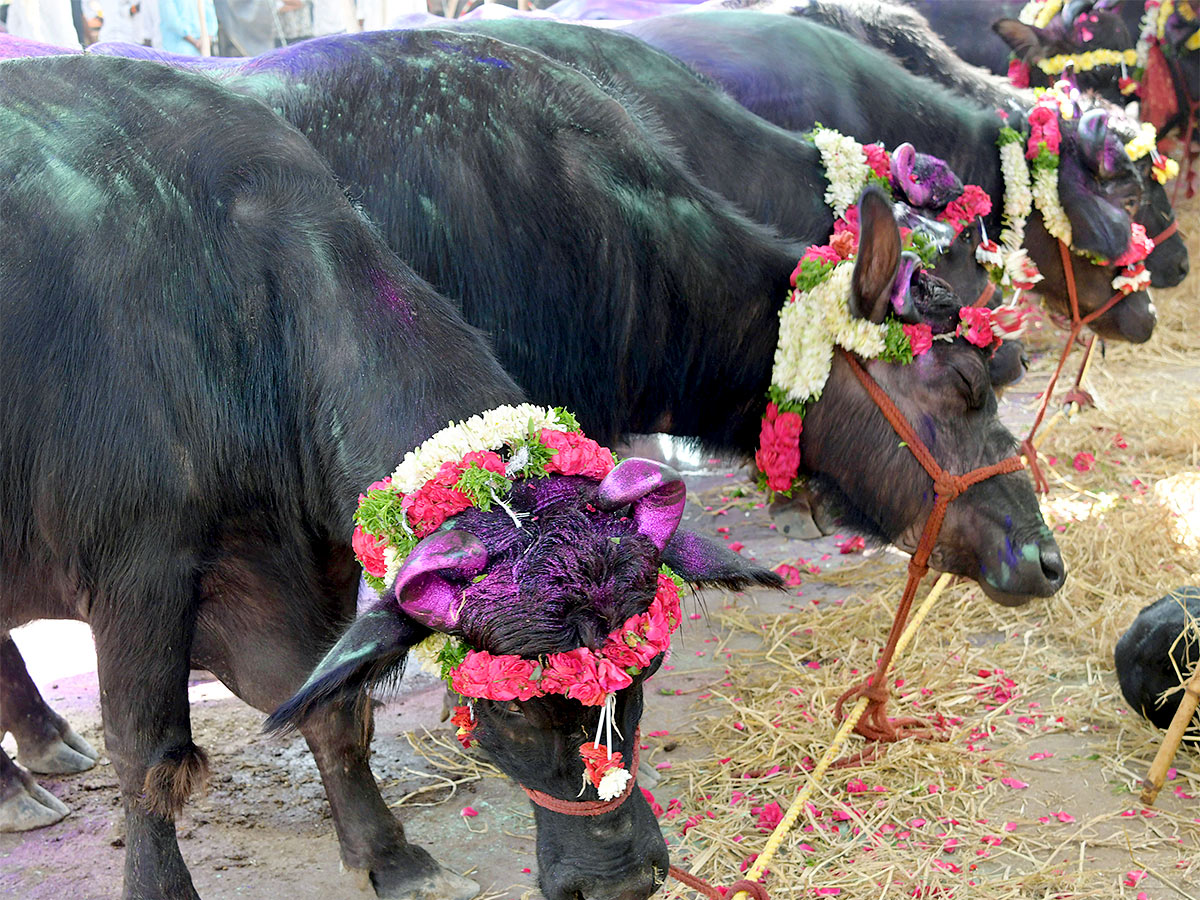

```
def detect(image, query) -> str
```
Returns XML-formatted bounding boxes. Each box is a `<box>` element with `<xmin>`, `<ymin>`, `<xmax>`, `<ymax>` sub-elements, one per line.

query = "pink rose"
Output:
<box><xmin>863</xmin><ymin>144</ymin><xmax>890</xmax><ymax>180</ymax></box>
<box><xmin>540</xmin><ymin>429</ymin><xmax>615</xmax><ymax>480</ymax></box>
<box><xmin>451</xmin><ymin>651</ymin><xmax>497</xmax><ymax>698</ymax></box>
<box><xmin>352</xmin><ymin>525</ymin><xmax>389</xmax><ymax>577</ymax></box>
<box><xmin>1026</xmin><ymin>104</ymin><xmax>1061</xmax><ymax>160</ymax></box>
<box><xmin>406</xmin><ymin>482</ymin><xmax>473</xmax><ymax>537</ymax></box>
<box><xmin>461</xmin><ymin>450</ymin><xmax>506</xmax><ymax>474</ymax></box>
<box><xmin>1112</xmin><ymin>223</ymin><xmax>1155</xmax><ymax>268</ymax></box>
<box><xmin>833</xmin><ymin>205</ymin><xmax>860</xmax><ymax>239</ymax></box>
<box><xmin>902</xmin><ymin>322</ymin><xmax>934</xmax><ymax>356</ymax></box>
<box><xmin>800</xmin><ymin>244</ymin><xmax>841</xmax><ymax>265</ymax></box>
<box><xmin>941</xmin><ymin>184</ymin><xmax>993</xmax><ymax>232</ymax></box>
<box><xmin>829</xmin><ymin>229</ymin><xmax>857</xmax><ymax>259</ymax></box>
<box><xmin>1007</xmin><ymin>58</ymin><xmax>1030</xmax><ymax>89</ymax></box>
<box><xmin>957</xmin><ymin>307</ymin><xmax>995</xmax><ymax>348</ymax></box>
<box><xmin>595</xmin><ymin>656</ymin><xmax>633</xmax><ymax>694</ymax></box>
<box><xmin>1072</xmin><ymin>452</ymin><xmax>1095</xmax><ymax>472</ymax></box>
<box><xmin>655</xmin><ymin>574</ymin><xmax>682</xmax><ymax>628</ymax></box>
<box><xmin>602</xmin><ymin>632</ymin><xmax>650</xmax><ymax>671</ymax></box>
<box><xmin>542</xmin><ymin>648</ymin><xmax>603</xmax><ymax>704</ymax></box>
<box><xmin>486</xmin><ymin>655</ymin><xmax>540</xmax><ymax>701</ymax></box>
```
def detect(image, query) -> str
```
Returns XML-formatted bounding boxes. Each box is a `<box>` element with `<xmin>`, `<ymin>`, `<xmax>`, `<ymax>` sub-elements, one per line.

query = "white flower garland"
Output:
<box><xmin>812</xmin><ymin>127</ymin><xmax>872</xmax><ymax>219</ymax></box>
<box><xmin>773</xmin><ymin>262</ymin><xmax>889</xmax><ymax>406</ymax></box>
<box><xmin>1019</xmin><ymin>0</ymin><xmax>1061</xmax><ymax>28</ymax></box>
<box><xmin>1031</xmin><ymin>164</ymin><xmax>1073</xmax><ymax>244</ymax></box>
<box><xmin>998</xmin><ymin>140</ymin><xmax>1032</xmax><ymax>255</ymax></box>
<box><xmin>390</xmin><ymin>403</ymin><xmax>566</xmax><ymax>493</ymax></box>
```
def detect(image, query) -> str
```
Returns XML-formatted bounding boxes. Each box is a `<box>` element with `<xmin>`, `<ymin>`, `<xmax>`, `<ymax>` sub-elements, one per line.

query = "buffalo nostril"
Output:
<box><xmin>1039</xmin><ymin>542</ymin><xmax>1065</xmax><ymax>588</ymax></box>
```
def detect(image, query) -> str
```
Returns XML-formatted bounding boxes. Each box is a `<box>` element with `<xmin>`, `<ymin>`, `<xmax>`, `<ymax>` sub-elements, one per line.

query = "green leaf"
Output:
<box><xmin>454</xmin><ymin>463</ymin><xmax>512</xmax><ymax>512</ymax></box>
<box><xmin>880</xmin><ymin>318</ymin><xmax>915</xmax><ymax>365</ymax></box>
<box><xmin>436</xmin><ymin>637</ymin><xmax>470</xmax><ymax>688</ymax></box>
<box><xmin>552</xmin><ymin>407</ymin><xmax>581</xmax><ymax>431</ymax></box>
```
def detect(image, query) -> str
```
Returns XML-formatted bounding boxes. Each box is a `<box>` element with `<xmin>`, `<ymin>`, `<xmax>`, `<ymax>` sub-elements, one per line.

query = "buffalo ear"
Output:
<box><xmin>849</xmin><ymin>187</ymin><xmax>901</xmax><ymax>325</ymax></box>
<box><xmin>264</xmin><ymin>598</ymin><xmax>431</xmax><ymax>733</ymax></box>
<box><xmin>1057</xmin><ymin>152</ymin><xmax>1134</xmax><ymax>260</ymax></box>
<box><xmin>661</xmin><ymin>530</ymin><xmax>784</xmax><ymax>590</ymax></box>
<box><xmin>993</xmin><ymin>19</ymin><xmax>1053</xmax><ymax>62</ymax></box>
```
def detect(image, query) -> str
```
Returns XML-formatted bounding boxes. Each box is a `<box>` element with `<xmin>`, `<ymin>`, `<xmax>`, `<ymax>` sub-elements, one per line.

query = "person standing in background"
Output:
<box><xmin>5</xmin><ymin>0</ymin><xmax>82</xmax><ymax>46</ymax></box>
<box><xmin>89</xmin><ymin>0</ymin><xmax>160</xmax><ymax>46</ymax></box>
<box><xmin>311</xmin><ymin>0</ymin><xmax>357</xmax><ymax>35</ymax></box>
<box><xmin>159</xmin><ymin>0</ymin><xmax>216</xmax><ymax>54</ymax></box>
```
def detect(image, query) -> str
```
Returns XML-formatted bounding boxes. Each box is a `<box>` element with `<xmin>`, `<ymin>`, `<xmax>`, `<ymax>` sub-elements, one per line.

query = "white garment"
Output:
<box><xmin>96</xmin><ymin>0</ymin><xmax>160</xmax><ymax>46</ymax></box>
<box><xmin>6</xmin><ymin>0</ymin><xmax>81</xmax><ymax>47</ymax></box>
<box><xmin>311</xmin><ymin>0</ymin><xmax>358</xmax><ymax>35</ymax></box>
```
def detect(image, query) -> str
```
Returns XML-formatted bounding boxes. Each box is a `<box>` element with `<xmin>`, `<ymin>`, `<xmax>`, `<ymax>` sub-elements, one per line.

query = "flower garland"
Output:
<box><xmin>1019</xmin><ymin>0</ymin><xmax>1062</xmax><ymax>29</ymax></box>
<box><xmin>1026</xmin><ymin>94</ymin><xmax>1073</xmax><ymax>245</ymax></box>
<box><xmin>354</xmin><ymin>404</ymin><xmax>613</xmax><ymax>590</ymax></box>
<box><xmin>1129</xmin><ymin>1</ymin><xmax>1200</xmax><ymax>101</ymax></box>
<box><xmin>989</xmin><ymin>88</ymin><xmax>1151</xmax><ymax>295</ymax></box>
<box><xmin>756</xmin><ymin>128</ymin><xmax>1012</xmax><ymax>495</ymax></box>
<box><xmin>1036</xmin><ymin>47</ymin><xmax>1139</xmax><ymax>77</ymax></box>
<box><xmin>442</xmin><ymin>569</ymin><xmax>684</xmax><ymax>800</ymax></box>
<box><xmin>1123</xmin><ymin>120</ymin><xmax>1182</xmax><ymax>183</ymax></box>
<box><xmin>355</xmin><ymin>404</ymin><xmax>686</xmax><ymax>802</ymax></box>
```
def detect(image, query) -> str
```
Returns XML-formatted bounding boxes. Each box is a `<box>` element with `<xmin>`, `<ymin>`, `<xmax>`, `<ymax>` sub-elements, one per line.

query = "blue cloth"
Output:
<box><xmin>159</xmin><ymin>0</ymin><xmax>218</xmax><ymax>56</ymax></box>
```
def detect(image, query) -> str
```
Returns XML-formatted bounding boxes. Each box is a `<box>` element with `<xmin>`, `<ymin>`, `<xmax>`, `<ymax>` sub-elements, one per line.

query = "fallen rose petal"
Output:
<box><xmin>461</xmin><ymin>806</ymin><xmax>478</xmax><ymax>817</ymax></box>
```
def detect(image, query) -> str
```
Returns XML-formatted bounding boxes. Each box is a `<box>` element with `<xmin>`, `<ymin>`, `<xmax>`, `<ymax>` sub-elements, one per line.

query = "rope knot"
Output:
<box><xmin>933</xmin><ymin>473</ymin><xmax>967</xmax><ymax>501</ymax></box>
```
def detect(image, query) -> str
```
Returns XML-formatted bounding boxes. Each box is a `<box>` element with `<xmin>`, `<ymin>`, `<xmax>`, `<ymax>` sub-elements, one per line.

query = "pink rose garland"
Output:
<box><xmin>756</xmin><ymin>402</ymin><xmax>803</xmax><ymax>494</ymax></box>
<box><xmin>447</xmin><ymin>573</ymin><xmax>683</xmax><ymax>705</ymax></box>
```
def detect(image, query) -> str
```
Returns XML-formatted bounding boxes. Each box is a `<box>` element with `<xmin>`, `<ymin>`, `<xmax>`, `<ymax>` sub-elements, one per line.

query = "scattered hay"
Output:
<box><xmin>642</xmin><ymin>197</ymin><xmax>1200</xmax><ymax>897</ymax></box>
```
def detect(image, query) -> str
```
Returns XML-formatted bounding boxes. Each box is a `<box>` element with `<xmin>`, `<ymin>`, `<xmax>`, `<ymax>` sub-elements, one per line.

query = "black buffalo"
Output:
<box><xmin>65</xmin><ymin>29</ymin><xmax>1064</xmax><ymax>604</ymax></box>
<box><xmin>751</xmin><ymin>0</ymin><xmax>1189</xmax><ymax>288</ymax></box>
<box><xmin>2</xmin><ymin>51</ymin><xmax>774</xmax><ymax>900</ymax></box>
<box><xmin>1115</xmin><ymin>587</ymin><xmax>1200</xmax><ymax>733</ymax></box>
<box><xmin>622</xmin><ymin>10</ymin><xmax>1164</xmax><ymax>343</ymax></box>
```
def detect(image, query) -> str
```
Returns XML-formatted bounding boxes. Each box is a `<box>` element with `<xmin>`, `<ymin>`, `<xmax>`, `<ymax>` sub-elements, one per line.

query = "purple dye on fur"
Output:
<box><xmin>448</xmin><ymin>476</ymin><xmax>661</xmax><ymax>656</ymax></box>
<box><xmin>370</xmin><ymin>269</ymin><xmax>414</xmax><ymax>324</ymax></box>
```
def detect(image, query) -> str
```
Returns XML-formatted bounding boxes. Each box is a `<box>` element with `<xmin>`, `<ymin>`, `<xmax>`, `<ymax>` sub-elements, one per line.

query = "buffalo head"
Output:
<box><xmin>799</xmin><ymin>189</ymin><xmax>1065</xmax><ymax>605</ymax></box>
<box><xmin>269</xmin><ymin>457</ymin><xmax>780</xmax><ymax>900</ymax></box>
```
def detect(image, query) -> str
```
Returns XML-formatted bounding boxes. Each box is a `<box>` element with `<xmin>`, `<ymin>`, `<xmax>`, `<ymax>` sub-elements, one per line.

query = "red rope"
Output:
<box><xmin>835</xmin><ymin>351</ymin><xmax>1024</xmax><ymax>743</ymax></box>
<box><xmin>520</xmin><ymin>729</ymin><xmax>641</xmax><ymax>816</ymax></box>
<box><xmin>1151</xmin><ymin>218</ymin><xmax>1179</xmax><ymax>246</ymax></box>
<box><xmin>1021</xmin><ymin>239</ymin><xmax>1128</xmax><ymax>492</ymax></box>
<box><xmin>973</xmin><ymin>280</ymin><xmax>997</xmax><ymax>308</ymax></box>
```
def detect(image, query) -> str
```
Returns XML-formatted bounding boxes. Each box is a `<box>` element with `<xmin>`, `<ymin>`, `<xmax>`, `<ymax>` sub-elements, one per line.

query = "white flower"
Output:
<box><xmin>772</xmin><ymin>262</ymin><xmax>895</xmax><ymax>406</ymax></box>
<box><xmin>391</xmin><ymin>403</ymin><xmax>564</xmax><ymax>492</ymax></box>
<box><xmin>813</xmin><ymin>127</ymin><xmax>872</xmax><ymax>219</ymax></box>
<box><xmin>1002</xmin><ymin>248</ymin><xmax>1043</xmax><ymax>289</ymax></box>
<box><xmin>596</xmin><ymin>766</ymin><xmax>632</xmax><ymax>801</ymax></box>
<box><xmin>998</xmin><ymin>141</ymin><xmax>1032</xmax><ymax>255</ymax></box>
<box><xmin>408</xmin><ymin>633</ymin><xmax>450</xmax><ymax>675</ymax></box>
<box><xmin>976</xmin><ymin>240</ymin><xmax>1004</xmax><ymax>268</ymax></box>
<box><xmin>1113</xmin><ymin>265</ymin><xmax>1151</xmax><ymax>294</ymax></box>
<box><xmin>1031</xmin><ymin>164</ymin><xmax>1072</xmax><ymax>245</ymax></box>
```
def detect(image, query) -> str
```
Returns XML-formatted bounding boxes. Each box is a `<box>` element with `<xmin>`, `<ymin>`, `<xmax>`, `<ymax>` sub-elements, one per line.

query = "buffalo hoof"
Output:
<box><xmin>19</xmin><ymin>726</ymin><xmax>100</xmax><ymax>775</ymax></box>
<box><xmin>0</xmin><ymin>769</ymin><xmax>70</xmax><ymax>832</ymax></box>
<box><xmin>370</xmin><ymin>862</ymin><xmax>480</xmax><ymax>900</ymax></box>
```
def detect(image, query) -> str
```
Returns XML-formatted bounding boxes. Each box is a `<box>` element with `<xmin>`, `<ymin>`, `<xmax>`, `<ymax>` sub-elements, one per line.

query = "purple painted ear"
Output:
<box><xmin>891</xmin><ymin>143</ymin><xmax>964</xmax><ymax>210</ymax></box>
<box><xmin>596</xmin><ymin>458</ymin><xmax>686</xmax><ymax>551</ymax></box>
<box><xmin>1076</xmin><ymin>108</ymin><xmax>1119</xmax><ymax>178</ymax></box>
<box><xmin>662</xmin><ymin>531</ymin><xmax>784</xmax><ymax>590</ymax></box>
<box><xmin>393</xmin><ymin>530</ymin><xmax>488</xmax><ymax>632</ymax></box>
<box><xmin>888</xmin><ymin>252</ymin><xmax>921</xmax><ymax>322</ymax></box>
<box><xmin>1058</xmin><ymin>142</ymin><xmax>1134</xmax><ymax>260</ymax></box>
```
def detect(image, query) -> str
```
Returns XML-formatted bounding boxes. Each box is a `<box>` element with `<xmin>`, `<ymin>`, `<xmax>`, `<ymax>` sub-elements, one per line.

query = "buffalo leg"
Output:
<box><xmin>91</xmin><ymin>592</ymin><xmax>205</xmax><ymax>900</ymax></box>
<box><xmin>0</xmin><ymin>634</ymin><xmax>99</xmax><ymax>775</ymax></box>
<box><xmin>193</xmin><ymin>572</ymin><xmax>478</xmax><ymax>900</ymax></box>
<box><xmin>0</xmin><ymin>746</ymin><xmax>69</xmax><ymax>832</ymax></box>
